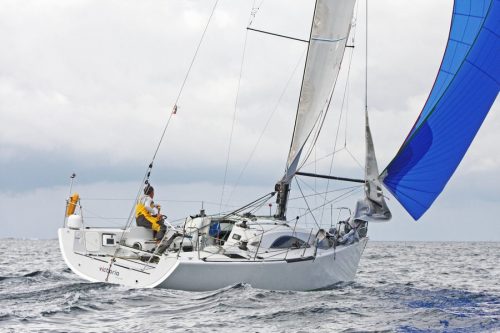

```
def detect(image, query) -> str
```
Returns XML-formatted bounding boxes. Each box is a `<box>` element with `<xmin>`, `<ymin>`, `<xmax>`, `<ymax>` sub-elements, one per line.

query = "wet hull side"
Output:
<box><xmin>159</xmin><ymin>239</ymin><xmax>368</xmax><ymax>291</ymax></box>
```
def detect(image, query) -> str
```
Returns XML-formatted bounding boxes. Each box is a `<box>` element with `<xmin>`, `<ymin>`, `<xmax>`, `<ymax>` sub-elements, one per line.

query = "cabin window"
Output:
<box><xmin>270</xmin><ymin>236</ymin><xmax>309</xmax><ymax>249</ymax></box>
<box><xmin>208</xmin><ymin>220</ymin><xmax>234</xmax><ymax>245</ymax></box>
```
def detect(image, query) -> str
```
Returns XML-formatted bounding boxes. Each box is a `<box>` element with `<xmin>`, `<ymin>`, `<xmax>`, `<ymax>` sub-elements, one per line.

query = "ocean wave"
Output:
<box><xmin>0</xmin><ymin>240</ymin><xmax>499</xmax><ymax>333</ymax></box>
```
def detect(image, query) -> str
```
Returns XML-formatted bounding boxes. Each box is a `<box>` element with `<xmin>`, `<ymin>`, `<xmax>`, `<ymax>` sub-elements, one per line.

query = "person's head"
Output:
<box><xmin>144</xmin><ymin>185</ymin><xmax>154</xmax><ymax>198</ymax></box>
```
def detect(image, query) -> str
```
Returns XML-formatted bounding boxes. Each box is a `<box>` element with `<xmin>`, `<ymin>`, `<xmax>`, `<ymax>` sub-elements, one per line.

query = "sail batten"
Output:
<box><xmin>311</xmin><ymin>37</ymin><xmax>348</xmax><ymax>42</ymax></box>
<box><xmin>382</xmin><ymin>0</ymin><xmax>500</xmax><ymax>220</ymax></box>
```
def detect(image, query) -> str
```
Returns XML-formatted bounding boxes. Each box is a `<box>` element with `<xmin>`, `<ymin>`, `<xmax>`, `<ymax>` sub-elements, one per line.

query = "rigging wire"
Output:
<box><xmin>219</xmin><ymin>0</ymin><xmax>259</xmax><ymax>213</ymax></box>
<box><xmin>298</xmin><ymin>3</ymin><xmax>360</xmax><ymax>174</ymax></box>
<box><xmin>248</xmin><ymin>0</ymin><xmax>266</xmax><ymax>26</ymax></box>
<box><xmin>291</xmin><ymin>184</ymin><xmax>362</xmax><ymax>222</ymax></box>
<box><xmin>310</xmin><ymin>105</ymin><xmax>324</xmax><ymax>210</ymax></box>
<box><xmin>220</xmin><ymin>192</ymin><xmax>275</xmax><ymax>220</ymax></box>
<box><xmin>105</xmin><ymin>1</ymin><xmax>220</xmax><ymax>280</ymax></box>
<box><xmin>79</xmin><ymin>206</ymin><xmax>129</xmax><ymax>226</ymax></box>
<box><xmin>319</xmin><ymin>8</ymin><xmax>360</xmax><ymax>221</ymax></box>
<box><xmin>80</xmin><ymin>197</ymin><xmax>240</xmax><ymax>208</ymax></box>
<box><xmin>291</xmin><ymin>60</ymin><xmax>343</xmax><ymax>175</ymax></box>
<box><xmin>288</xmin><ymin>184</ymin><xmax>361</xmax><ymax>201</ymax></box>
<box><xmin>294</xmin><ymin>178</ymin><xmax>320</xmax><ymax>229</ymax></box>
<box><xmin>299</xmin><ymin>146</ymin><xmax>363</xmax><ymax>173</ymax></box>
<box><xmin>300</xmin><ymin>146</ymin><xmax>347</xmax><ymax>168</ymax></box>
<box><xmin>224</xmin><ymin>48</ymin><xmax>308</xmax><ymax>206</ymax></box>
<box><xmin>365</xmin><ymin>0</ymin><xmax>368</xmax><ymax>114</ymax></box>
<box><xmin>139</xmin><ymin>0</ymin><xmax>220</xmax><ymax>206</ymax></box>
<box><xmin>248</xmin><ymin>195</ymin><xmax>273</xmax><ymax>215</ymax></box>
<box><xmin>151</xmin><ymin>0</ymin><xmax>220</xmax><ymax>164</ymax></box>
<box><xmin>294</xmin><ymin>172</ymin><xmax>322</xmax><ymax>195</ymax></box>
<box><xmin>173</xmin><ymin>0</ymin><xmax>219</xmax><ymax>111</ymax></box>
<box><xmin>345</xmin><ymin>146</ymin><xmax>364</xmax><ymax>170</ymax></box>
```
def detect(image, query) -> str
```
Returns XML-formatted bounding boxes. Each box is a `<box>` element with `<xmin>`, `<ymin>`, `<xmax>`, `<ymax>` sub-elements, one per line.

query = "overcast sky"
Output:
<box><xmin>0</xmin><ymin>0</ymin><xmax>498</xmax><ymax>241</ymax></box>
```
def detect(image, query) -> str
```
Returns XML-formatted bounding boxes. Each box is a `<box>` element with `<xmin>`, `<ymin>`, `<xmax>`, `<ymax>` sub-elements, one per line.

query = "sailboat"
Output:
<box><xmin>58</xmin><ymin>0</ymin><xmax>499</xmax><ymax>291</ymax></box>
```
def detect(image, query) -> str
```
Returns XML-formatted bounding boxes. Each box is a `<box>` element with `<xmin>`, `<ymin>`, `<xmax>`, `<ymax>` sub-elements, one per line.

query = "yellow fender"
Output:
<box><xmin>66</xmin><ymin>193</ymin><xmax>80</xmax><ymax>216</ymax></box>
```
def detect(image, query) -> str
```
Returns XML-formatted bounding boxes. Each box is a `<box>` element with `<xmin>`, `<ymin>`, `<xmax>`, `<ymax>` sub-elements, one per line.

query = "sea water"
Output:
<box><xmin>0</xmin><ymin>239</ymin><xmax>498</xmax><ymax>332</ymax></box>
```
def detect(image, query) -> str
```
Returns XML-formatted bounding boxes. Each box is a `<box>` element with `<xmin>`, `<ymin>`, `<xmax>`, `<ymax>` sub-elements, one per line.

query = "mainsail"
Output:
<box><xmin>381</xmin><ymin>0</ymin><xmax>500</xmax><ymax>220</ymax></box>
<box><xmin>284</xmin><ymin>0</ymin><xmax>357</xmax><ymax>181</ymax></box>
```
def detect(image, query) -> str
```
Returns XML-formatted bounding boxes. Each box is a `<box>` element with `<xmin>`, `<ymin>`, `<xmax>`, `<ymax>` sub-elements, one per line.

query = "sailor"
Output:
<box><xmin>338</xmin><ymin>228</ymin><xmax>359</xmax><ymax>245</ymax></box>
<box><xmin>135</xmin><ymin>185</ymin><xmax>167</xmax><ymax>240</ymax></box>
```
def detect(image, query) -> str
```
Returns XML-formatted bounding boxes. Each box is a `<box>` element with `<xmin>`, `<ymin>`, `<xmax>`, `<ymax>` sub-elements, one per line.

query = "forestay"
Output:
<box><xmin>285</xmin><ymin>0</ymin><xmax>357</xmax><ymax>181</ymax></box>
<box><xmin>381</xmin><ymin>0</ymin><xmax>500</xmax><ymax>220</ymax></box>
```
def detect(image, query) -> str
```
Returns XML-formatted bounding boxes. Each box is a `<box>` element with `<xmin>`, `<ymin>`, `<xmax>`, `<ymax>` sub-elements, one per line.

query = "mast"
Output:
<box><xmin>274</xmin><ymin>0</ymin><xmax>319</xmax><ymax>220</ymax></box>
<box><xmin>275</xmin><ymin>0</ymin><xmax>358</xmax><ymax>220</ymax></box>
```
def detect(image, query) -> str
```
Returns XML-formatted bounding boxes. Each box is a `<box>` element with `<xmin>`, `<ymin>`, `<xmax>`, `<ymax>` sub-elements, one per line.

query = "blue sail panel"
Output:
<box><xmin>382</xmin><ymin>0</ymin><xmax>500</xmax><ymax>220</ymax></box>
<box><xmin>405</xmin><ymin>0</ymin><xmax>492</xmax><ymax>141</ymax></box>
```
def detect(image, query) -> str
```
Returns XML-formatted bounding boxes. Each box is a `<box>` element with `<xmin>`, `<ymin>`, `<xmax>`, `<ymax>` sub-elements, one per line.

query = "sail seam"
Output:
<box><xmin>483</xmin><ymin>25</ymin><xmax>500</xmax><ymax>38</ymax></box>
<box><xmin>439</xmin><ymin>68</ymin><xmax>456</xmax><ymax>76</ymax></box>
<box><xmin>452</xmin><ymin>12</ymin><xmax>486</xmax><ymax>19</ymax></box>
<box><xmin>465</xmin><ymin>59</ymin><xmax>500</xmax><ymax>85</ymax></box>
<box><xmin>449</xmin><ymin>37</ymin><xmax>472</xmax><ymax>46</ymax></box>
<box><xmin>311</xmin><ymin>36</ymin><xmax>347</xmax><ymax>43</ymax></box>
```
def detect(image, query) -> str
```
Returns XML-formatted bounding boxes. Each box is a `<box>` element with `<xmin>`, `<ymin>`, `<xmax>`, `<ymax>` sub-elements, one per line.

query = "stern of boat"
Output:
<box><xmin>58</xmin><ymin>227</ymin><xmax>179</xmax><ymax>288</ymax></box>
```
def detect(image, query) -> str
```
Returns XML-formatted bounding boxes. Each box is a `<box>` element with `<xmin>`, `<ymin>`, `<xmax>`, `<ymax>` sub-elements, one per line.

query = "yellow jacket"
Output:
<box><xmin>135</xmin><ymin>195</ymin><xmax>161</xmax><ymax>232</ymax></box>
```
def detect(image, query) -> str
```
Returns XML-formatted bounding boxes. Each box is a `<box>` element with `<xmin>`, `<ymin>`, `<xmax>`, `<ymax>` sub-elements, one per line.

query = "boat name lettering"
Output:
<box><xmin>99</xmin><ymin>266</ymin><xmax>119</xmax><ymax>276</ymax></box>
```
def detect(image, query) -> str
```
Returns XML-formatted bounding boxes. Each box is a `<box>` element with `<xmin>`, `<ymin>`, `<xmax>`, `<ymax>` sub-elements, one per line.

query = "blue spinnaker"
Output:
<box><xmin>381</xmin><ymin>0</ymin><xmax>500</xmax><ymax>220</ymax></box>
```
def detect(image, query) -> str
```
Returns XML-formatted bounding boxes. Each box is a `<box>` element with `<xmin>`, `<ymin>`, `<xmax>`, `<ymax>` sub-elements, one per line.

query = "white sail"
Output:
<box><xmin>353</xmin><ymin>111</ymin><xmax>392</xmax><ymax>222</ymax></box>
<box><xmin>285</xmin><ymin>0</ymin><xmax>357</xmax><ymax>181</ymax></box>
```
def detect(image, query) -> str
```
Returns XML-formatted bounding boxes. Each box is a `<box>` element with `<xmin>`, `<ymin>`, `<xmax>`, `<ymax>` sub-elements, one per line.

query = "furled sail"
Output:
<box><xmin>381</xmin><ymin>0</ymin><xmax>500</xmax><ymax>220</ymax></box>
<box><xmin>284</xmin><ymin>0</ymin><xmax>357</xmax><ymax>181</ymax></box>
<box><xmin>354</xmin><ymin>111</ymin><xmax>392</xmax><ymax>222</ymax></box>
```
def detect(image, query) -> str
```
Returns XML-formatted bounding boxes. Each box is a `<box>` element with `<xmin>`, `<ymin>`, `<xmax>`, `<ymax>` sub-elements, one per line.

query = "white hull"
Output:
<box><xmin>59</xmin><ymin>227</ymin><xmax>367</xmax><ymax>291</ymax></box>
<box><xmin>159</xmin><ymin>238</ymin><xmax>367</xmax><ymax>291</ymax></box>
